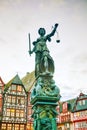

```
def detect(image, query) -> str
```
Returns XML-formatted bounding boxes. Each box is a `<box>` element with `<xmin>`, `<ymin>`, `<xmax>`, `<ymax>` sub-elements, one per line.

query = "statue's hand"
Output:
<box><xmin>33</xmin><ymin>41</ymin><xmax>37</xmax><ymax>45</ymax></box>
<box><xmin>29</xmin><ymin>50</ymin><xmax>32</xmax><ymax>54</ymax></box>
<box><xmin>55</xmin><ymin>23</ymin><xmax>58</xmax><ymax>28</ymax></box>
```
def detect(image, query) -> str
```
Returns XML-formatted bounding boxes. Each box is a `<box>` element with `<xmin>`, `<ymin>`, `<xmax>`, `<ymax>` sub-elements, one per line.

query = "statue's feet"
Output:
<box><xmin>45</xmin><ymin>70</ymin><xmax>50</xmax><ymax>74</ymax></box>
<box><xmin>41</xmin><ymin>71</ymin><xmax>53</xmax><ymax>76</ymax></box>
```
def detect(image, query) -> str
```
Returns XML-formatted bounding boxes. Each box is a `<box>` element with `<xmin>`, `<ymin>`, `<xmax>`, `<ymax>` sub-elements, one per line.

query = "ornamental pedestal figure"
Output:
<box><xmin>29</xmin><ymin>23</ymin><xmax>60</xmax><ymax>130</ymax></box>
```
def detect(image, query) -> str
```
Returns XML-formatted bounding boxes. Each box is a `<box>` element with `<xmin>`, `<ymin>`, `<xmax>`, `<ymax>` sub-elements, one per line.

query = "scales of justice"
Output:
<box><xmin>28</xmin><ymin>23</ymin><xmax>61</xmax><ymax>130</ymax></box>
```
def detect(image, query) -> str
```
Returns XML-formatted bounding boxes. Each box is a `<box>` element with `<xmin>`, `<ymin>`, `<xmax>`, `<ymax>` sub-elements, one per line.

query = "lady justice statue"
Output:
<box><xmin>29</xmin><ymin>23</ymin><xmax>59</xmax><ymax>77</ymax></box>
<box><xmin>29</xmin><ymin>24</ymin><xmax>61</xmax><ymax>130</ymax></box>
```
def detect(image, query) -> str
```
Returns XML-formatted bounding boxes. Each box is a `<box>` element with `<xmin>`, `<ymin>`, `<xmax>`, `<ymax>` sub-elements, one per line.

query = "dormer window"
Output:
<box><xmin>17</xmin><ymin>85</ymin><xmax>22</xmax><ymax>92</ymax></box>
<box><xmin>62</xmin><ymin>102</ymin><xmax>67</xmax><ymax>113</ymax></box>
<box><xmin>11</xmin><ymin>84</ymin><xmax>16</xmax><ymax>92</ymax></box>
<box><xmin>79</xmin><ymin>100</ymin><xmax>85</xmax><ymax>106</ymax></box>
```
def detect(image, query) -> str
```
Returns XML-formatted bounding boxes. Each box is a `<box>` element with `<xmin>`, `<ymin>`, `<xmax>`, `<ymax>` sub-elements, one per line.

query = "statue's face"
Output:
<box><xmin>38</xmin><ymin>28</ymin><xmax>46</xmax><ymax>36</ymax></box>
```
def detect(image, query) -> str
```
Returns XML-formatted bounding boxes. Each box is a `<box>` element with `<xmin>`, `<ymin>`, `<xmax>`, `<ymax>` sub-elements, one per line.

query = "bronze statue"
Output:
<box><xmin>29</xmin><ymin>24</ymin><xmax>61</xmax><ymax>130</ymax></box>
<box><xmin>29</xmin><ymin>23</ymin><xmax>59</xmax><ymax>77</ymax></box>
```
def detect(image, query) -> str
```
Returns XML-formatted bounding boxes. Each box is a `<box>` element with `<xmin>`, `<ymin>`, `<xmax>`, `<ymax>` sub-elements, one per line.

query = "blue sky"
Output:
<box><xmin>0</xmin><ymin>0</ymin><xmax>87</xmax><ymax>100</ymax></box>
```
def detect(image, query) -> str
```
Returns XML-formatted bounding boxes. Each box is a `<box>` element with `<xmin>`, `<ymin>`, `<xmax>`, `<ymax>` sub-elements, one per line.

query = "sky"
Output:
<box><xmin>0</xmin><ymin>0</ymin><xmax>87</xmax><ymax>101</ymax></box>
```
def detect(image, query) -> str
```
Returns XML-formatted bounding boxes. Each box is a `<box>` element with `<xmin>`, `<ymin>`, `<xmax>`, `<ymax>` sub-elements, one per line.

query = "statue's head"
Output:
<box><xmin>38</xmin><ymin>28</ymin><xmax>46</xmax><ymax>36</ymax></box>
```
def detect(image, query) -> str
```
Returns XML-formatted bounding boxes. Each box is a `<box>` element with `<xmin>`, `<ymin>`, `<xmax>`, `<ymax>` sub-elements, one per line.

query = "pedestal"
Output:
<box><xmin>30</xmin><ymin>74</ymin><xmax>60</xmax><ymax>130</ymax></box>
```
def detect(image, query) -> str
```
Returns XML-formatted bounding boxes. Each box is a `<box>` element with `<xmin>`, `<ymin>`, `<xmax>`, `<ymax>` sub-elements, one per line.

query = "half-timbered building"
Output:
<box><xmin>1</xmin><ymin>74</ymin><xmax>27</xmax><ymax>130</ymax></box>
<box><xmin>58</xmin><ymin>92</ymin><xmax>87</xmax><ymax>130</ymax></box>
<box><xmin>73</xmin><ymin>92</ymin><xmax>87</xmax><ymax>130</ymax></box>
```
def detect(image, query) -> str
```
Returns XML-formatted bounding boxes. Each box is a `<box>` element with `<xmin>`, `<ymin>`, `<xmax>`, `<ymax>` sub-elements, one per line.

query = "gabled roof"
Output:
<box><xmin>67</xmin><ymin>98</ymin><xmax>76</xmax><ymax>111</ymax></box>
<box><xmin>3</xmin><ymin>71</ymin><xmax>35</xmax><ymax>93</ymax></box>
<box><xmin>59</xmin><ymin>98</ymin><xmax>76</xmax><ymax>113</ymax></box>
<box><xmin>73</xmin><ymin>92</ymin><xmax>87</xmax><ymax>112</ymax></box>
<box><xmin>22</xmin><ymin>71</ymin><xmax>35</xmax><ymax>92</ymax></box>
<box><xmin>11</xmin><ymin>74</ymin><xmax>23</xmax><ymax>85</ymax></box>
<box><xmin>4</xmin><ymin>74</ymin><xmax>24</xmax><ymax>92</ymax></box>
<box><xmin>59</xmin><ymin>92</ymin><xmax>87</xmax><ymax>113</ymax></box>
<box><xmin>78</xmin><ymin>92</ymin><xmax>87</xmax><ymax>99</ymax></box>
<box><xmin>0</xmin><ymin>77</ymin><xmax>5</xmax><ymax>86</ymax></box>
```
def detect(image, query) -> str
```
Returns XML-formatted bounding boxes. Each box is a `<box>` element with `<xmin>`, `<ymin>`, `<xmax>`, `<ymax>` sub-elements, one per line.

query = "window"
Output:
<box><xmin>20</xmin><ymin>110</ymin><xmax>24</xmax><ymax>117</ymax></box>
<box><xmin>17</xmin><ymin>97</ymin><xmax>21</xmax><ymax>105</ymax></box>
<box><xmin>12</xmin><ymin>96</ymin><xmax>16</xmax><ymax>104</ymax></box>
<box><xmin>7</xmin><ymin>124</ymin><xmax>12</xmax><ymax>130</ymax></box>
<box><xmin>11</xmin><ymin>84</ymin><xmax>16</xmax><ymax>91</ymax></box>
<box><xmin>7</xmin><ymin>109</ymin><xmax>10</xmax><ymax>116</ymax></box>
<box><xmin>10</xmin><ymin>109</ymin><xmax>15</xmax><ymax>117</ymax></box>
<box><xmin>79</xmin><ymin>100</ymin><xmax>85</xmax><ymax>106</ymax></box>
<box><xmin>67</xmin><ymin>114</ymin><xmax>70</xmax><ymax>121</ymax></box>
<box><xmin>17</xmin><ymin>85</ymin><xmax>22</xmax><ymax>92</ymax></box>
<box><xmin>75</xmin><ymin>121</ymin><xmax>87</xmax><ymax>128</ymax></box>
<box><xmin>16</xmin><ymin>110</ymin><xmax>20</xmax><ymax>117</ymax></box>
<box><xmin>20</xmin><ymin>125</ymin><xmax>24</xmax><ymax>130</ymax></box>
<box><xmin>1</xmin><ymin>124</ymin><xmax>6</xmax><ymax>130</ymax></box>
<box><xmin>83</xmin><ymin>100</ymin><xmax>85</xmax><ymax>105</ymax></box>
<box><xmin>21</xmin><ymin>97</ymin><xmax>25</xmax><ymax>105</ymax></box>
<box><xmin>63</xmin><ymin>102</ymin><xmax>67</xmax><ymax>113</ymax></box>
<box><xmin>15</xmin><ymin>124</ymin><xmax>19</xmax><ymax>130</ymax></box>
<box><xmin>16</xmin><ymin>109</ymin><xmax>25</xmax><ymax>118</ymax></box>
<box><xmin>6</xmin><ymin>109</ymin><xmax>15</xmax><ymax>117</ymax></box>
<box><xmin>7</xmin><ymin>96</ymin><xmax>11</xmax><ymax>103</ymax></box>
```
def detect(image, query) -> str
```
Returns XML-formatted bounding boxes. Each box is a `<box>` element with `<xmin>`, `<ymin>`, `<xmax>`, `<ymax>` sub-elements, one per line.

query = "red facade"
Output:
<box><xmin>0</xmin><ymin>77</ymin><xmax>5</xmax><ymax>114</ymax></box>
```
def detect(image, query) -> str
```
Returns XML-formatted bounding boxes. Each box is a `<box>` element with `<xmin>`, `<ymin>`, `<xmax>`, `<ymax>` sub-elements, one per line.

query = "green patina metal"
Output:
<box><xmin>29</xmin><ymin>23</ymin><xmax>60</xmax><ymax>130</ymax></box>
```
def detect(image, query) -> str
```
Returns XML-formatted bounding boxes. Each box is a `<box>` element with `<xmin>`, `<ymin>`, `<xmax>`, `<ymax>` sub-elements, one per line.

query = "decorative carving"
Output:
<box><xmin>32</xmin><ymin>105</ymin><xmax>58</xmax><ymax>130</ymax></box>
<box><xmin>31</xmin><ymin>77</ymin><xmax>60</xmax><ymax>100</ymax></box>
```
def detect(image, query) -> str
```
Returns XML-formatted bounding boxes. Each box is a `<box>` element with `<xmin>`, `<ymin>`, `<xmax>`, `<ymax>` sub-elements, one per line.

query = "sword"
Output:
<box><xmin>28</xmin><ymin>33</ymin><xmax>31</xmax><ymax>56</ymax></box>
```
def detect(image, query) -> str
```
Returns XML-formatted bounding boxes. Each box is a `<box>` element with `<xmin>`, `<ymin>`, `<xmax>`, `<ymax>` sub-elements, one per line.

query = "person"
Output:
<box><xmin>29</xmin><ymin>23</ymin><xmax>58</xmax><ymax>77</ymax></box>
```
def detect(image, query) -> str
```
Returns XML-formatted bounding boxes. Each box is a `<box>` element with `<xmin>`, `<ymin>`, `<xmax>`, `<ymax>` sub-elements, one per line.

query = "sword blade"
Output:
<box><xmin>28</xmin><ymin>33</ymin><xmax>31</xmax><ymax>56</ymax></box>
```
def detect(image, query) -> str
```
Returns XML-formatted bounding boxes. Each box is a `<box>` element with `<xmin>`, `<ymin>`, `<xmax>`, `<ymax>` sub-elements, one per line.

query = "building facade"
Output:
<box><xmin>73</xmin><ymin>93</ymin><xmax>87</xmax><ymax>130</ymax></box>
<box><xmin>58</xmin><ymin>100</ymin><xmax>75</xmax><ymax>130</ymax></box>
<box><xmin>1</xmin><ymin>75</ymin><xmax>27</xmax><ymax>130</ymax></box>
<box><xmin>58</xmin><ymin>93</ymin><xmax>87</xmax><ymax>130</ymax></box>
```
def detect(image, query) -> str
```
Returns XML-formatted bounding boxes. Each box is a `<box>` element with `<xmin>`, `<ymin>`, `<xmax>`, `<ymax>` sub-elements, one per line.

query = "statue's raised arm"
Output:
<box><xmin>46</xmin><ymin>23</ymin><xmax>58</xmax><ymax>42</ymax></box>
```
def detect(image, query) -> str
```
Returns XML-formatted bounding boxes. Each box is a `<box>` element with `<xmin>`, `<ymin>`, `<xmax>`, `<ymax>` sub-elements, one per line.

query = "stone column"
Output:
<box><xmin>30</xmin><ymin>74</ymin><xmax>60</xmax><ymax>130</ymax></box>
